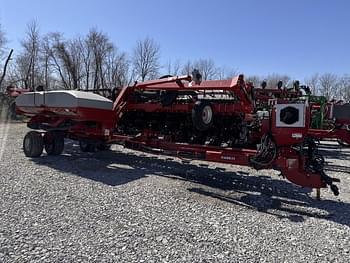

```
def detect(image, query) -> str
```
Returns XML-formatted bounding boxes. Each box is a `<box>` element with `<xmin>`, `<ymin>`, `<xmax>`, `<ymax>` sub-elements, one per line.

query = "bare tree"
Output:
<box><xmin>105</xmin><ymin>49</ymin><xmax>129</xmax><ymax>88</ymax></box>
<box><xmin>164</xmin><ymin>58</ymin><xmax>181</xmax><ymax>76</ymax></box>
<box><xmin>44</xmin><ymin>32</ymin><xmax>70</xmax><ymax>89</ymax></box>
<box><xmin>181</xmin><ymin>59</ymin><xmax>236</xmax><ymax>80</ymax></box>
<box><xmin>246</xmin><ymin>75</ymin><xmax>262</xmax><ymax>87</ymax></box>
<box><xmin>85</xmin><ymin>29</ymin><xmax>115</xmax><ymax>90</ymax></box>
<box><xmin>0</xmin><ymin>24</ymin><xmax>8</xmax><ymax>90</ymax></box>
<box><xmin>78</xmin><ymin>37</ymin><xmax>92</xmax><ymax>90</ymax></box>
<box><xmin>265</xmin><ymin>73</ymin><xmax>291</xmax><ymax>88</ymax></box>
<box><xmin>27</xmin><ymin>21</ymin><xmax>40</xmax><ymax>88</ymax></box>
<box><xmin>0</xmin><ymin>49</ymin><xmax>14</xmax><ymax>89</ymax></box>
<box><xmin>40</xmin><ymin>35</ymin><xmax>54</xmax><ymax>89</ymax></box>
<box><xmin>319</xmin><ymin>73</ymin><xmax>338</xmax><ymax>100</ymax></box>
<box><xmin>132</xmin><ymin>37</ymin><xmax>160</xmax><ymax>81</ymax></box>
<box><xmin>55</xmin><ymin>39</ymin><xmax>82</xmax><ymax>90</ymax></box>
<box><xmin>20</xmin><ymin>21</ymin><xmax>41</xmax><ymax>89</ymax></box>
<box><xmin>39</xmin><ymin>29</ymin><xmax>130</xmax><ymax>91</ymax></box>
<box><xmin>216</xmin><ymin>66</ymin><xmax>239</xmax><ymax>80</ymax></box>
<box><xmin>181</xmin><ymin>60</ymin><xmax>193</xmax><ymax>75</ymax></box>
<box><xmin>337</xmin><ymin>75</ymin><xmax>350</xmax><ymax>101</ymax></box>
<box><xmin>193</xmin><ymin>58</ymin><xmax>217</xmax><ymax>80</ymax></box>
<box><xmin>13</xmin><ymin>53</ymin><xmax>31</xmax><ymax>88</ymax></box>
<box><xmin>304</xmin><ymin>73</ymin><xmax>319</xmax><ymax>94</ymax></box>
<box><xmin>10</xmin><ymin>20</ymin><xmax>350</xmax><ymax>101</ymax></box>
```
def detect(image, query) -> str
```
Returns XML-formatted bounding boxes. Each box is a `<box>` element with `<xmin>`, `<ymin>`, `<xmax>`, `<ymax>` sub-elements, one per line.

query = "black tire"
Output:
<box><xmin>44</xmin><ymin>132</ymin><xmax>64</xmax><ymax>155</ymax></box>
<box><xmin>23</xmin><ymin>131</ymin><xmax>44</xmax><ymax>157</ymax></box>
<box><xmin>191</xmin><ymin>101</ymin><xmax>214</xmax><ymax>131</ymax></box>
<box><xmin>79</xmin><ymin>141</ymin><xmax>96</xmax><ymax>152</ymax></box>
<box><xmin>96</xmin><ymin>143</ymin><xmax>111</xmax><ymax>151</ymax></box>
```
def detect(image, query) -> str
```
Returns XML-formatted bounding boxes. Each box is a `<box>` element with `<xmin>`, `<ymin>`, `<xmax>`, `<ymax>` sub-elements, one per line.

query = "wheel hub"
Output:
<box><xmin>202</xmin><ymin>105</ymin><xmax>213</xmax><ymax>125</ymax></box>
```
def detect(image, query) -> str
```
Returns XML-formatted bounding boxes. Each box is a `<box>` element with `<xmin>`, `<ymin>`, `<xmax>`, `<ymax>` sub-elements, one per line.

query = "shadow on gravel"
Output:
<box><xmin>319</xmin><ymin>152</ymin><xmax>350</xmax><ymax>162</ymax></box>
<box><xmin>325</xmin><ymin>164</ymin><xmax>350</xmax><ymax>174</ymax></box>
<box><xmin>319</xmin><ymin>146</ymin><xmax>350</xmax><ymax>172</ymax></box>
<box><xmin>32</xmin><ymin>141</ymin><xmax>149</xmax><ymax>186</ymax></box>
<box><xmin>31</xmin><ymin>141</ymin><xmax>350</xmax><ymax>227</ymax></box>
<box><xmin>318</xmin><ymin>143</ymin><xmax>341</xmax><ymax>149</ymax></box>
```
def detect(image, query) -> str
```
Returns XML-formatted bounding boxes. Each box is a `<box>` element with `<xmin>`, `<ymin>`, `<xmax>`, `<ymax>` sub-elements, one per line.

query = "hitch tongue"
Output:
<box><xmin>305</xmin><ymin>142</ymin><xmax>340</xmax><ymax>196</ymax></box>
<box><xmin>319</xmin><ymin>170</ymin><xmax>340</xmax><ymax>196</ymax></box>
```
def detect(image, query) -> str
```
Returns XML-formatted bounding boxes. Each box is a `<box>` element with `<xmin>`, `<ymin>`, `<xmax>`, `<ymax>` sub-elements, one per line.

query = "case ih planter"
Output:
<box><xmin>15</xmin><ymin>73</ymin><xmax>350</xmax><ymax>197</ymax></box>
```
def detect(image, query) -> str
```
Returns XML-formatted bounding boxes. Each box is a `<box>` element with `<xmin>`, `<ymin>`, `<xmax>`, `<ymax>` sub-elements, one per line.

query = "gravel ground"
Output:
<box><xmin>1</xmin><ymin>122</ymin><xmax>350</xmax><ymax>263</ymax></box>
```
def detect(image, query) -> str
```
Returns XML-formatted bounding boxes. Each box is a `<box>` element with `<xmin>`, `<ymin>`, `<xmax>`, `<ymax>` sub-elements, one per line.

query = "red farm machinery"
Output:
<box><xmin>0</xmin><ymin>85</ymin><xmax>31</xmax><ymax>118</ymax></box>
<box><xmin>15</xmin><ymin>72</ymin><xmax>350</xmax><ymax>197</ymax></box>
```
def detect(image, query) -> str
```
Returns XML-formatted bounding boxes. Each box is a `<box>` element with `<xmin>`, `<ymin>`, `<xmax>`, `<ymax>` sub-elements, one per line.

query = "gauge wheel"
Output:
<box><xmin>191</xmin><ymin>101</ymin><xmax>214</xmax><ymax>131</ymax></box>
<box><xmin>44</xmin><ymin>131</ymin><xmax>64</xmax><ymax>155</ymax></box>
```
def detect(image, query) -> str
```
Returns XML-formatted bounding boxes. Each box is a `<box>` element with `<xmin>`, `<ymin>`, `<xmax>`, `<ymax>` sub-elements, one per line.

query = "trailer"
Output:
<box><xmin>16</xmin><ymin>73</ymin><xmax>346</xmax><ymax>196</ymax></box>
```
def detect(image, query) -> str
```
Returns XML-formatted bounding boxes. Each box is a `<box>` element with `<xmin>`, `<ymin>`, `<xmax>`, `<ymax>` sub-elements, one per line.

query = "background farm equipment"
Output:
<box><xmin>252</xmin><ymin>80</ymin><xmax>350</xmax><ymax>146</ymax></box>
<box><xmin>0</xmin><ymin>85</ymin><xmax>31</xmax><ymax>119</ymax></box>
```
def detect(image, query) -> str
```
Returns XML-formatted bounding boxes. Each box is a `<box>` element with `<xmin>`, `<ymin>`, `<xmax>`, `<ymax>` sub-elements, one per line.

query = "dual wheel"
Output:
<box><xmin>23</xmin><ymin>131</ymin><xmax>64</xmax><ymax>157</ymax></box>
<box><xmin>23</xmin><ymin>131</ymin><xmax>111</xmax><ymax>157</ymax></box>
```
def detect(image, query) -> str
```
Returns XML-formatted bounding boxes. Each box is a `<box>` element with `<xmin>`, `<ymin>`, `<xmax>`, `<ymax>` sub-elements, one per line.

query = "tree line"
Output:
<box><xmin>0</xmin><ymin>21</ymin><xmax>349</xmax><ymax>101</ymax></box>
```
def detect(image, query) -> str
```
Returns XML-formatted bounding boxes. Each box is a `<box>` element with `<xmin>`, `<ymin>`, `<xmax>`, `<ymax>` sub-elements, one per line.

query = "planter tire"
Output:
<box><xmin>191</xmin><ymin>101</ymin><xmax>214</xmax><ymax>131</ymax></box>
<box><xmin>23</xmin><ymin>131</ymin><xmax>44</xmax><ymax>157</ymax></box>
<box><xmin>44</xmin><ymin>132</ymin><xmax>64</xmax><ymax>155</ymax></box>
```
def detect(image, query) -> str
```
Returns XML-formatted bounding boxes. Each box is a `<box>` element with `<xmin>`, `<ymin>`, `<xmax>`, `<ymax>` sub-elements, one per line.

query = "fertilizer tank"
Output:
<box><xmin>15</xmin><ymin>90</ymin><xmax>114</xmax><ymax>120</ymax></box>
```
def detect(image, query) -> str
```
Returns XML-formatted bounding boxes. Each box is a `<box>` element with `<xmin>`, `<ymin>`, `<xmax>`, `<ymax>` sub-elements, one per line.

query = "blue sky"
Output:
<box><xmin>1</xmin><ymin>0</ymin><xmax>349</xmax><ymax>79</ymax></box>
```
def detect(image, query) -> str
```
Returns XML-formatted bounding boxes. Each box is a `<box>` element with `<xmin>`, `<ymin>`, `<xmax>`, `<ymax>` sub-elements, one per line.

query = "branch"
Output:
<box><xmin>0</xmin><ymin>49</ymin><xmax>14</xmax><ymax>89</ymax></box>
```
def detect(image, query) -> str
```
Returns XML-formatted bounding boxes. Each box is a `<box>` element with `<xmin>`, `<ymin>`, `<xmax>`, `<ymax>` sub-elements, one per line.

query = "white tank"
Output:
<box><xmin>16</xmin><ymin>90</ymin><xmax>113</xmax><ymax>110</ymax></box>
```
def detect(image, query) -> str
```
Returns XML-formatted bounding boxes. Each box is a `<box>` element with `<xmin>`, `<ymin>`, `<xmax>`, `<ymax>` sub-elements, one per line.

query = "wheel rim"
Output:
<box><xmin>202</xmin><ymin>105</ymin><xmax>213</xmax><ymax>125</ymax></box>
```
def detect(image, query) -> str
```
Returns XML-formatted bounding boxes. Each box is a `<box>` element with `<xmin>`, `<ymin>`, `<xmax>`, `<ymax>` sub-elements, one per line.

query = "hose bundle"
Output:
<box><xmin>250</xmin><ymin>133</ymin><xmax>277</xmax><ymax>169</ymax></box>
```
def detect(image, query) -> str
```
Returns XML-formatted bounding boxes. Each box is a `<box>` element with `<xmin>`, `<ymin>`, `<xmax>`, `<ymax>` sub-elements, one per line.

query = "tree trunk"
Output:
<box><xmin>0</xmin><ymin>49</ymin><xmax>14</xmax><ymax>90</ymax></box>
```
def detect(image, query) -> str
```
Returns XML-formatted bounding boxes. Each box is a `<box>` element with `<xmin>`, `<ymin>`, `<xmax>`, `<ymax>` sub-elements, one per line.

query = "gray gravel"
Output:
<box><xmin>1</xmin><ymin>122</ymin><xmax>350</xmax><ymax>263</ymax></box>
